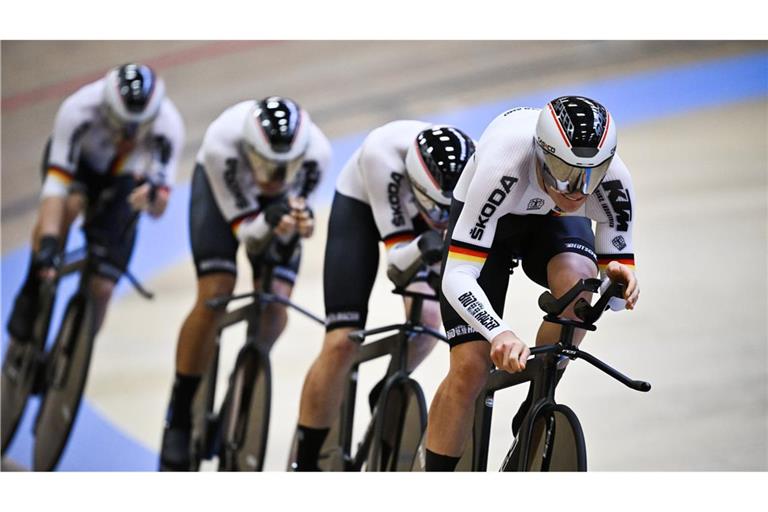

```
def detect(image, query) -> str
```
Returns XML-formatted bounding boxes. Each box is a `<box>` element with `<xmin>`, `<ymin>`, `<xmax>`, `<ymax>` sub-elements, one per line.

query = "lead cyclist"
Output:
<box><xmin>425</xmin><ymin>97</ymin><xmax>640</xmax><ymax>471</ymax></box>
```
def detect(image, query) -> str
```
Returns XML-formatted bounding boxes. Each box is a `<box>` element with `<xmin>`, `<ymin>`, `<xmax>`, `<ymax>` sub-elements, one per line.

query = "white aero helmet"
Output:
<box><xmin>102</xmin><ymin>63</ymin><xmax>165</xmax><ymax>139</ymax></box>
<box><xmin>242</xmin><ymin>96</ymin><xmax>311</xmax><ymax>184</ymax></box>
<box><xmin>405</xmin><ymin>125</ymin><xmax>476</xmax><ymax>230</ymax></box>
<box><xmin>535</xmin><ymin>96</ymin><xmax>617</xmax><ymax>195</ymax></box>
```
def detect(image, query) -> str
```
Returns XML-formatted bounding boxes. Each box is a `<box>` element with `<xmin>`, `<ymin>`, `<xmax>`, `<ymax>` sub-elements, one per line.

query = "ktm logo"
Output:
<box><xmin>470</xmin><ymin>175</ymin><xmax>518</xmax><ymax>240</ymax></box>
<box><xmin>601</xmin><ymin>180</ymin><xmax>632</xmax><ymax>232</ymax></box>
<box><xmin>224</xmin><ymin>158</ymin><xmax>248</xmax><ymax>209</ymax></box>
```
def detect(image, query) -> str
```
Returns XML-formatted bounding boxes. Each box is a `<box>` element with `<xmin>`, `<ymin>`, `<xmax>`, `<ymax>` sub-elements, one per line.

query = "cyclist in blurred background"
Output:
<box><xmin>3</xmin><ymin>62</ymin><xmax>184</xmax><ymax>379</ymax></box>
<box><xmin>159</xmin><ymin>96</ymin><xmax>331</xmax><ymax>471</ymax></box>
<box><xmin>424</xmin><ymin>97</ymin><xmax>640</xmax><ymax>471</ymax></box>
<box><xmin>292</xmin><ymin>121</ymin><xmax>475</xmax><ymax>471</ymax></box>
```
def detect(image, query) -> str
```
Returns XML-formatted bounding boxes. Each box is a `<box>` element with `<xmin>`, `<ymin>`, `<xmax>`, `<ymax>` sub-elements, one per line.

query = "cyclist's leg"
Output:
<box><xmin>402</xmin><ymin>277</ymin><xmax>441</xmax><ymax>372</ymax></box>
<box><xmin>512</xmin><ymin>216</ymin><xmax>598</xmax><ymax>433</ymax></box>
<box><xmin>424</xmin><ymin>205</ymin><xmax>514</xmax><ymax>470</ymax></box>
<box><xmin>246</xmin><ymin>227</ymin><xmax>302</xmax><ymax>351</ymax></box>
<box><xmin>295</xmin><ymin>192</ymin><xmax>379</xmax><ymax>470</ymax></box>
<box><xmin>160</xmin><ymin>165</ymin><xmax>238</xmax><ymax>470</ymax></box>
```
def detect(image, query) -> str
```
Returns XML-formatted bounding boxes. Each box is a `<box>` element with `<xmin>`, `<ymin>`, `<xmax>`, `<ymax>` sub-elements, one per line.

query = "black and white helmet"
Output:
<box><xmin>405</xmin><ymin>126</ymin><xmax>475</xmax><ymax>229</ymax></box>
<box><xmin>535</xmin><ymin>96</ymin><xmax>617</xmax><ymax>195</ymax></box>
<box><xmin>242</xmin><ymin>96</ymin><xmax>311</xmax><ymax>184</ymax></box>
<box><xmin>102</xmin><ymin>63</ymin><xmax>165</xmax><ymax>139</ymax></box>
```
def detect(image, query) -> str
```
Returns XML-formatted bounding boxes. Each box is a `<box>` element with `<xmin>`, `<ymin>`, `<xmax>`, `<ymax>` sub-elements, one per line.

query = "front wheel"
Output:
<box><xmin>218</xmin><ymin>345</ymin><xmax>271</xmax><ymax>471</ymax></box>
<box><xmin>365</xmin><ymin>377</ymin><xmax>427</xmax><ymax>471</ymax></box>
<box><xmin>501</xmin><ymin>402</ymin><xmax>586</xmax><ymax>471</ymax></box>
<box><xmin>32</xmin><ymin>293</ymin><xmax>96</xmax><ymax>471</ymax></box>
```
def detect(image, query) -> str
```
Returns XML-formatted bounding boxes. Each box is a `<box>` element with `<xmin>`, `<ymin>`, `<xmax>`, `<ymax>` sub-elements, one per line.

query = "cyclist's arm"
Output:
<box><xmin>295</xmin><ymin>124</ymin><xmax>332</xmax><ymax>202</ymax></box>
<box><xmin>586</xmin><ymin>154</ymin><xmax>639</xmax><ymax>307</ymax></box>
<box><xmin>39</xmin><ymin>95</ymin><xmax>88</xmax><ymax>238</ymax></box>
<box><xmin>140</xmin><ymin>101</ymin><xmax>185</xmax><ymax>217</ymax></box>
<box><xmin>440</xmin><ymin>143</ymin><xmax>524</xmax><ymax>342</ymax></box>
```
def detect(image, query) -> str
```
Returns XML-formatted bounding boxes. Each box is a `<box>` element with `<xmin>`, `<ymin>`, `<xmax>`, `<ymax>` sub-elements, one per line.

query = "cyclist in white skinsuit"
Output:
<box><xmin>293</xmin><ymin>120</ymin><xmax>476</xmax><ymax>471</ymax></box>
<box><xmin>424</xmin><ymin>97</ymin><xmax>640</xmax><ymax>471</ymax></box>
<box><xmin>160</xmin><ymin>97</ymin><xmax>332</xmax><ymax>471</ymax></box>
<box><xmin>5</xmin><ymin>62</ymin><xmax>184</xmax><ymax>352</ymax></box>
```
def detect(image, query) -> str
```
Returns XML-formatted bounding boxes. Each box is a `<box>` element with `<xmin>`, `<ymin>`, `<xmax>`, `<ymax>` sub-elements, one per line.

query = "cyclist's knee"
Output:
<box><xmin>195</xmin><ymin>273</ymin><xmax>236</xmax><ymax>306</ymax></box>
<box><xmin>547</xmin><ymin>252</ymin><xmax>597</xmax><ymax>298</ymax></box>
<box><xmin>321</xmin><ymin>328</ymin><xmax>359</xmax><ymax>367</ymax></box>
<box><xmin>445</xmin><ymin>342</ymin><xmax>490</xmax><ymax>402</ymax></box>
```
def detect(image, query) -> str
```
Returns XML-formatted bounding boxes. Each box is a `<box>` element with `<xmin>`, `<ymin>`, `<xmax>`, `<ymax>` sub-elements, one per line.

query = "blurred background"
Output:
<box><xmin>1</xmin><ymin>40</ymin><xmax>766</xmax><ymax>471</ymax></box>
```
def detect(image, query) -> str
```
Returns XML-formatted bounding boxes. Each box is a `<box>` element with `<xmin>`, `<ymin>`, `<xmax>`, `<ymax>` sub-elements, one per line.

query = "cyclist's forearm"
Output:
<box><xmin>37</xmin><ymin>196</ymin><xmax>67</xmax><ymax>241</ymax></box>
<box><xmin>442</xmin><ymin>259</ymin><xmax>511</xmax><ymax>342</ymax></box>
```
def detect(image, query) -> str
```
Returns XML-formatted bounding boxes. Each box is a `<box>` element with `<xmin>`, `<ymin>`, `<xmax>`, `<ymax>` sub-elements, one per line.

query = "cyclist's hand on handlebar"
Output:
<box><xmin>264</xmin><ymin>200</ymin><xmax>296</xmax><ymax>237</ymax></box>
<box><xmin>33</xmin><ymin>235</ymin><xmax>61</xmax><ymax>281</ymax></box>
<box><xmin>417</xmin><ymin>230</ymin><xmax>444</xmax><ymax>265</ymax></box>
<box><xmin>490</xmin><ymin>331</ymin><xmax>530</xmax><ymax>373</ymax></box>
<box><xmin>605</xmin><ymin>261</ymin><xmax>639</xmax><ymax>310</ymax></box>
<box><xmin>289</xmin><ymin>196</ymin><xmax>314</xmax><ymax>238</ymax></box>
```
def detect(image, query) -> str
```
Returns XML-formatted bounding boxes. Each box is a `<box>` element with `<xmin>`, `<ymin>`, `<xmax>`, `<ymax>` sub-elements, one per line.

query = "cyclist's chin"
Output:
<box><xmin>549</xmin><ymin>192</ymin><xmax>587</xmax><ymax>212</ymax></box>
<box><xmin>258</xmin><ymin>180</ymin><xmax>286</xmax><ymax>196</ymax></box>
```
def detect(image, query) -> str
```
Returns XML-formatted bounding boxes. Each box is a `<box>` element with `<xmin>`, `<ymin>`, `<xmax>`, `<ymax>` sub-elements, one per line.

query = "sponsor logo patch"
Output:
<box><xmin>527</xmin><ymin>198</ymin><xmax>545</xmax><ymax>211</ymax></box>
<box><xmin>446</xmin><ymin>325</ymin><xmax>477</xmax><ymax>340</ymax></box>
<box><xmin>470</xmin><ymin>175</ymin><xmax>518</xmax><ymax>240</ymax></box>
<box><xmin>224</xmin><ymin>158</ymin><xmax>249</xmax><ymax>209</ymax></box>
<box><xmin>326</xmin><ymin>312</ymin><xmax>361</xmax><ymax>325</ymax></box>
<box><xmin>601</xmin><ymin>179</ymin><xmax>632</xmax><ymax>232</ymax></box>
<box><xmin>612</xmin><ymin>235</ymin><xmax>627</xmax><ymax>251</ymax></box>
<box><xmin>387</xmin><ymin>172</ymin><xmax>405</xmax><ymax>227</ymax></box>
<box><xmin>457</xmin><ymin>291</ymin><xmax>500</xmax><ymax>331</ymax></box>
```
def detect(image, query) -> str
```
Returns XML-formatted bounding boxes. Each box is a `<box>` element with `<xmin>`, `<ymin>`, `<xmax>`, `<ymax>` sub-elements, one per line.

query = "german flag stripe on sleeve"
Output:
<box><xmin>47</xmin><ymin>166</ymin><xmax>75</xmax><ymax>184</ymax></box>
<box><xmin>383</xmin><ymin>231</ymin><xmax>415</xmax><ymax>249</ymax></box>
<box><xmin>230</xmin><ymin>211</ymin><xmax>260</xmax><ymax>235</ymax></box>
<box><xmin>597</xmin><ymin>253</ymin><xmax>635</xmax><ymax>270</ymax></box>
<box><xmin>448</xmin><ymin>240</ymin><xmax>489</xmax><ymax>264</ymax></box>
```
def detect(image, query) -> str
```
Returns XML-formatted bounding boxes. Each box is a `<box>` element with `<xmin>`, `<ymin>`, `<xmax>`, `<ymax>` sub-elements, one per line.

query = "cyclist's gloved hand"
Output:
<box><xmin>417</xmin><ymin>230</ymin><xmax>444</xmax><ymax>266</ymax></box>
<box><xmin>290</xmin><ymin>197</ymin><xmax>315</xmax><ymax>238</ymax></box>
<box><xmin>264</xmin><ymin>199</ymin><xmax>296</xmax><ymax>238</ymax></box>
<box><xmin>33</xmin><ymin>235</ymin><xmax>61</xmax><ymax>279</ymax></box>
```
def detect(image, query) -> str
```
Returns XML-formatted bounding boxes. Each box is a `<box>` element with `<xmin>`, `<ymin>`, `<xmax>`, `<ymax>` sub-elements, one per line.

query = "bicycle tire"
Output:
<box><xmin>218</xmin><ymin>345</ymin><xmax>271</xmax><ymax>471</ymax></box>
<box><xmin>501</xmin><ymin>402</ymin><xmax>586</xmax><ymax>471</ymax></box>
<box><xmin>1</xmin><ymin>285</ymin><xmax>57</xmax><ymax>453</ymax></box>
<box><xmin>32</xmin><ymin>293</ymin><xmax>96</xmax><ymax>471</ymax></box>
<box><xmin>365</xmin><ymin>377</ymin><xmax>427</xmax><ymax>471</ymax></box>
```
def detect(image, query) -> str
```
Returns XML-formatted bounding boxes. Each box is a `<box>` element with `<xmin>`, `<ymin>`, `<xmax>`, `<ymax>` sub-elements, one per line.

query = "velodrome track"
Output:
<box><xmin>1</xmin><ymin>41</ymin><xmax>766</xmax><ymax>471</ymax></box>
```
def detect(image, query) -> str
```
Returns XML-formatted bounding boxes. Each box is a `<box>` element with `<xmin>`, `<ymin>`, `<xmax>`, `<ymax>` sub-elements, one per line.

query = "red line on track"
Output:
<box><xmin>2</xmin><ymin>40</ymin><xmax>281</xmax><ymax>112</ymax></box>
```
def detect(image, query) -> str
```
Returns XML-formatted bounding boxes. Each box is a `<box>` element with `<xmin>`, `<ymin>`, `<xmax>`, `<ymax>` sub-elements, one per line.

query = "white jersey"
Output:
<box><xmin>335</xmin><ymin>120</ymin><xmax>432</xmax><ymax>270</ymax></box>
<box><xmin>443</xmin><ymin>107</ymin><xmax>637</xmax><ymax>342</ymax></box>
<box><xmin>41</xmin><ymin>78</ymin><xmax>185</xmax><ymax>198</ymax></box>
<box><xmin>196</xmin><ymin>100</ymin><xmax>332</xmax><ymax>232</ymax></box>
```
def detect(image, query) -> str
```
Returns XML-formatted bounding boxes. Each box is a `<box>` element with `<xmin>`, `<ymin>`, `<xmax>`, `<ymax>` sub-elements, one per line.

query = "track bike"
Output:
<box><xmin>412</xmin><ymin>277</ymin><xmax>651</xmax><ymax>471</ymax></box>
<box><xmin>1</xmin><ymin>176</ymin><xmax>155</xmax><ymax>471</ymax></box>
<box><xmin>288</xmin><ymin>287</ymin><xmax>446</xmax><ymax>471</ymax></box>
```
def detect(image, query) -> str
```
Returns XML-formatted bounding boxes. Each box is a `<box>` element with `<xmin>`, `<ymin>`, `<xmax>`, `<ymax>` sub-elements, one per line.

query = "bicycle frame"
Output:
<box><xmin>332</xmin><ymin>290</ymin><xmax>445</xmax><ymax>471</ymax></box>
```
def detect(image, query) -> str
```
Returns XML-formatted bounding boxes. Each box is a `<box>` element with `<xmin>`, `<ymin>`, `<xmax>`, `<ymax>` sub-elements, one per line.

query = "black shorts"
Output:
<box><xmin>323</xmin><ymin>192</ymin><xmax>429</xmax><ymax>333</ymax></box>
<box><xmin>189</xmin><ymin>164</ymin><xmax>301</xmax><ymax>284</ymax></box>
<box><xmin>440</xmin><ymin>200</ymin><xmax>597</xmax><ymax>348</ymax></box>
<box><xmin>41</xmin><ymin>139</ymin><xmax>138</xmax><ymax>283</ymax></box>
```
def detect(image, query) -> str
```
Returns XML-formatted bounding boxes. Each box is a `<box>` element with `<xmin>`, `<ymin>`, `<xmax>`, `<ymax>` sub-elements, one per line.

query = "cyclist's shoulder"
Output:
<box><xmin>54</xmin><ymin>80</ymin><xmax>103</xmax><ymax>129</ymax></box>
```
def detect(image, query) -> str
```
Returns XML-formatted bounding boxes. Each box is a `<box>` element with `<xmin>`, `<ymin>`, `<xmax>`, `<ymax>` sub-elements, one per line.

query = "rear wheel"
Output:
<box><xmin>218</xmin><ymin>346</ymin><xmax>271</xmax><ymax>471</ymax></box>
<box><xmin>32</xmin><ymin>293</ymin><xmax>96</xmax><ymax>471</ymax></box>
<box><xmin>365</xmin><ymin>377</ymin><xmax>427</xmax><ymax>471</ymax></box>
<box><xmin>501</xmin><ymin>402</ymin><xmax>586</xmax><ymax>471</ymax></box>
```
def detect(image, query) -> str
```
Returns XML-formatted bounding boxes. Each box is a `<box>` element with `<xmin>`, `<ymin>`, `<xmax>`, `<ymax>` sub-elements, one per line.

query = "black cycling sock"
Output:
<box><xmin>424</xmin><ymin>449</ymin><xmax>460</xmax><ymax>472</ymax></box>
<box><xmin>166</xmin><ymin>373</ymin><xmax>201</xmax><ymax>430</ymax></box>
<box><xmin>512</xmin><ymin>368</ymin><xmax>566</xmax><ymax>436</ymax></box>
<box><xmin>294</xmin><ymin>425</ymin><xmax>330</xmax><ymax>471</ymax></box>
